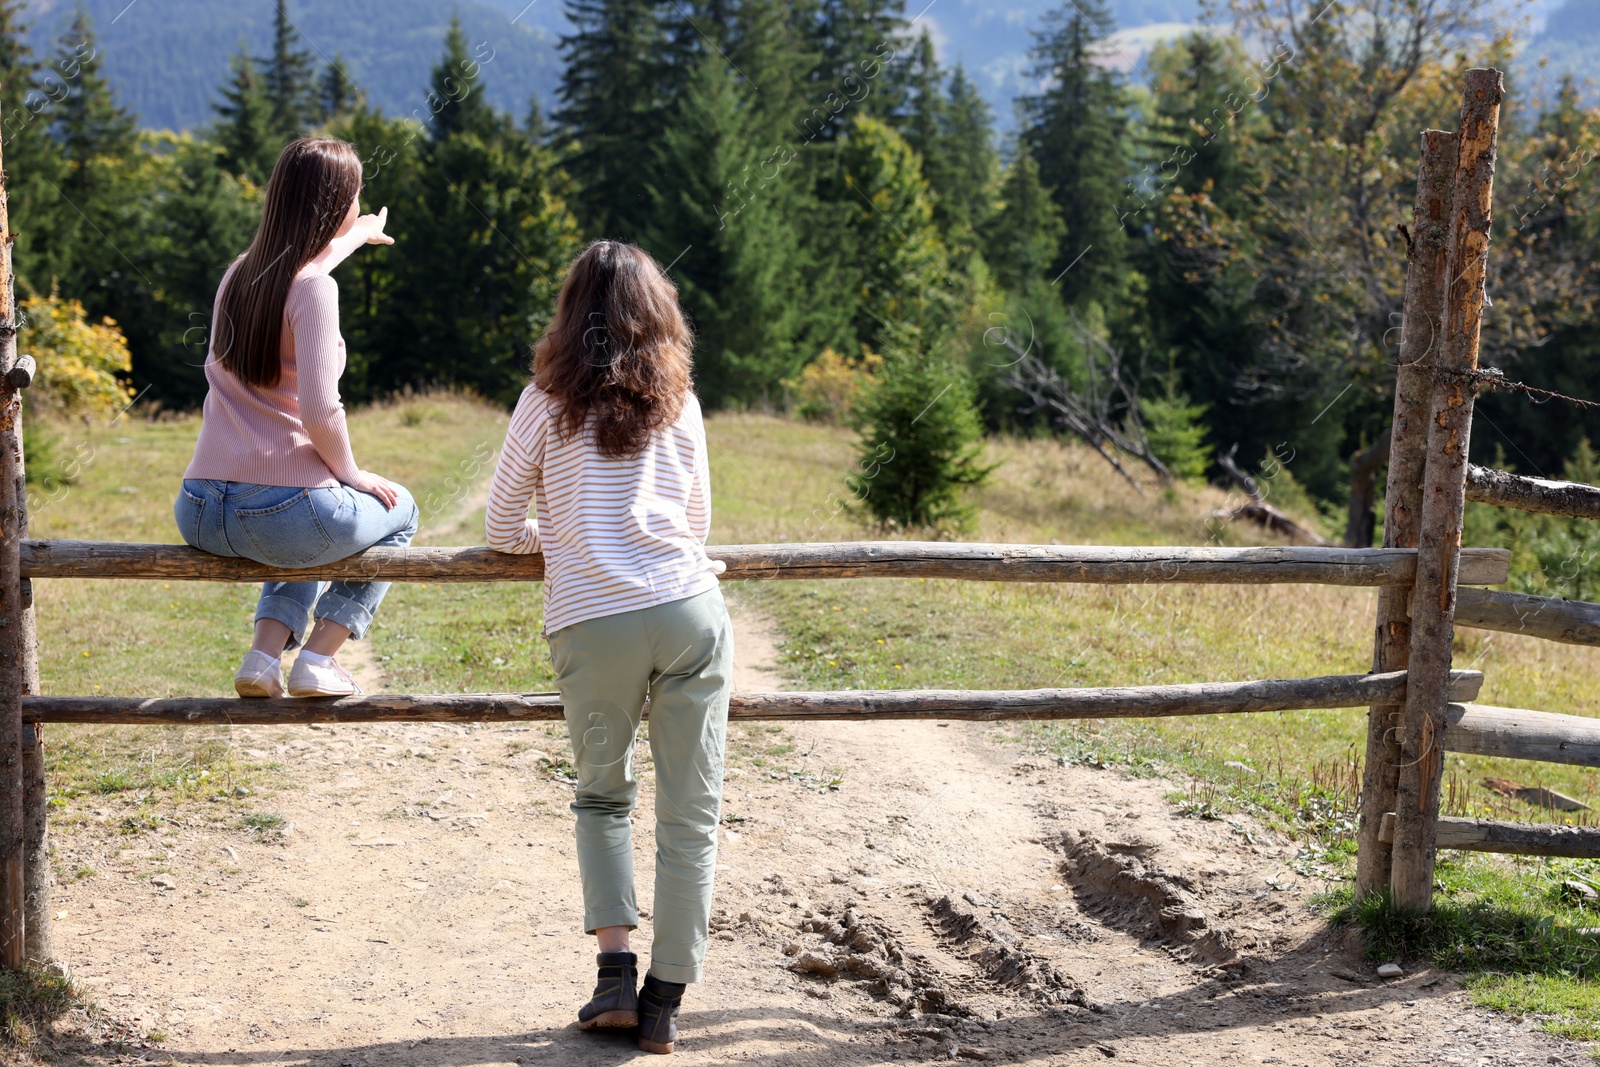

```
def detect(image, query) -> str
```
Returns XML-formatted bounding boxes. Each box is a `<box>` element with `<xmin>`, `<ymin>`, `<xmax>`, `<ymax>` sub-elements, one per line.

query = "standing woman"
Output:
<box><xmin>176</xmin><ymin>138</ymin><xmax>418</xmax><ymax>699</ymax></box>
<box><xmin>485</xmin><ymin>241</ymin><xmax>732</xmax><ymax>1055</ymax></box>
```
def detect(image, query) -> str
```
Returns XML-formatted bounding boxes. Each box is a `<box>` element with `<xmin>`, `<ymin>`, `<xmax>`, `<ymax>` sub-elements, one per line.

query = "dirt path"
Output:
<box><xmin>42</xmin><ymin>601</ymin><xmax>1583</xmax><ymax>1066</ymax></box>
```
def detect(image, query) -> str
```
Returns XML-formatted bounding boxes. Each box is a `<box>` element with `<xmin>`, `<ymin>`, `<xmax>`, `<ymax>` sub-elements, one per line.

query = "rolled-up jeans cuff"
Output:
<box><xmin>584</xmin><ymin>907</ymin><xmax>639</xmax><ymax>935</ymax></box>
<box><xmin>315</xmin><ymin>589</ymin><xmax>378</xmax><ymax>641</ymax></box>
<box><xmin>255</xmin><ymin>594</ymin><xmax>314</xmax><ymax>649</ymax></box>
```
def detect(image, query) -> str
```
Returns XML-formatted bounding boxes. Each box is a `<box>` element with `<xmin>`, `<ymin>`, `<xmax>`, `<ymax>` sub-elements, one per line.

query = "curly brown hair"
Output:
<box><xmin>533</xmin><ymin>241</ymin><xmax>695</xmax><ymax>457</ymax></box>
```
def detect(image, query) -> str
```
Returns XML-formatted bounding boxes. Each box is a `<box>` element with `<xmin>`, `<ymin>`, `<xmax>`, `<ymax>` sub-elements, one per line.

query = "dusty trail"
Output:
<box><xmin>42</xmin><ymin>599</ymin><xmax>1579</xmax><ymax>1066</ymax></box>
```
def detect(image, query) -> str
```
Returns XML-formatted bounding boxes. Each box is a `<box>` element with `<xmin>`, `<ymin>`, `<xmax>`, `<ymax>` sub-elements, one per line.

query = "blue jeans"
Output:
<box><xmin>175</xmin><ymin>479</ymin><xmax>419</xmax><ymax>648</ymax></box>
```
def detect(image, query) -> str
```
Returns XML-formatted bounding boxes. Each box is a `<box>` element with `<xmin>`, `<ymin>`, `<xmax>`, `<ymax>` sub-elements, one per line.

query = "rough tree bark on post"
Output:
<box><xmin>0</xmin><ymin>109</ymin><xmax>25</xmax><ymax>967</ymax></box>
<box><xmin>1354</xmin><ymin>128</ymin><xmax>1456</xmax><ymax>899</ymax></box>
<box><xmin>1391</xmin><ymin>68</ymin><xmax>1504</xmax><ymax>913</ymax></box>
<box><xmin>12</xmin><ymin>360</ymin><xmax>48</xmax><ymax>964</ymax></box>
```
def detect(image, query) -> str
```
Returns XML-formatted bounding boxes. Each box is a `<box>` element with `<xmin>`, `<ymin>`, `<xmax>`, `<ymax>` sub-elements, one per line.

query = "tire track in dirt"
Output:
<box><xmin>39</xmin><ymin>602</ymin><xmax>1585</xmax><ymax>1065</ymax></box>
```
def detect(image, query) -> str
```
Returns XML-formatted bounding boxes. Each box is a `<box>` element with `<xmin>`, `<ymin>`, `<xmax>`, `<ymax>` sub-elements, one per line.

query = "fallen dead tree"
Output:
<box><xmin>1211</xmin><ymin>444</ymin><xmax>1332</xmax><ymax>546</ymax></box>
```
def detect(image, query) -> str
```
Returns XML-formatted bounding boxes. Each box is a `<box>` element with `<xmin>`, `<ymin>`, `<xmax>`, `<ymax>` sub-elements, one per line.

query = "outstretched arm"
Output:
<box><xmin>308</xmin><ymin>206</ymin><xmax>394</xmax><ymax>274</ymax></box>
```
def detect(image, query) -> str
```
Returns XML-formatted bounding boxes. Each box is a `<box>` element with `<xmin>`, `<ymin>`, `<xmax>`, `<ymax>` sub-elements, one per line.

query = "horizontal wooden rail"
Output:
<box><xmin>1467</xmin><ymin>464</ymin><xmax>1600</xmax><ymax>520</ymax></box>
<box><xmin>1444</xmin><ymin>703</ymin><xmax>1600</xmax><ymax>768</ymax></box>
<box><xmin>23</xmin><ymin>669</ymin><xmax>1483</xmax><ymax>725</ymax></box>
<box><xmin>20</xmin><ymin>540</ymin><xmax>1512</xmax><ymax>587</ymax></box>
<box><xmin>1380</xmin><ymin>813</ymin><xmax>1600</xmax><ymax>859</ymax></box>
<box><xmin>1454</xmin><ymin>587</ymin><xmax>1600</xmax><ymax>646</ymax></box>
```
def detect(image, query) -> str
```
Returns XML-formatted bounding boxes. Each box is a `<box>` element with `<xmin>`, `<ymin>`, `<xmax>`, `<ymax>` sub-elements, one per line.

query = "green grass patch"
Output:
<box><xmin>0</xmin><ymin>962</ymin><xmax>82</xmax><ymax>1052</ymax></box>
<box><xmin>1329</xmin><ymin>857</ymin><xmax>1600</xmax><ymax>1041</ymax></box>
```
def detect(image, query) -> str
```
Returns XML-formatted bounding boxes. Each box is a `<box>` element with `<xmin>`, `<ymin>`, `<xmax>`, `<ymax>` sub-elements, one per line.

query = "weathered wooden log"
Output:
<box><xmin>1358</xmin><ymin>128</ymin><xmax>1458</xmax><ymax>900</ymax></box>
<box><xmin>1454</xmin><ymin>587</ymin><xmax>1600</xmax><ymax>646</ymax></box>
<box><xmin>22</xmin><ymin>670</ymin><xmax>1484</xmax><ymax>725</ymax></box>
<box><xmin>13</xmin><ymin>390</ymin><xmax>45</xmax><ymax>964</ymax></box>
<box><xmin>0</xmin><ymin>126</ymin><xmax>23</xmax><ymax>969</ymax></box>
<box><xmin>1466</xmin><ymin>465</ymin><xmax>1600</xmax><ymax>520</ymax></box>
<box><xmin>5</xmin><ymin>355</ymin><xmax>33</xmax><ymax>391</ymax></box>
<box><xmin>18</xmin><ymin>539</ymin><xmax>1512</xmax><ymax>587</ymax></box>
<box><xmin>1443</xmin><ymin>703</ymin><xmax>1600</xmax><ymax>768</ymax></box>
<box><xmin>1392</xmin><ymin>68</ymin><xmax>1504</xmax><ymax>914</ymax></box>
<box><xmin>1380</xmin><ymin>813</ymin><xmax>1600</xmax><ymax>859</ymax></box>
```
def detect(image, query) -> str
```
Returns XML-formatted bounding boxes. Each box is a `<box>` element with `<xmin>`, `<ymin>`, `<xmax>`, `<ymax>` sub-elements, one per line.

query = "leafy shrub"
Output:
<box><xmin>22</xmin><ymin>290</ymin><xmax>135</xmax><ymax>420</ymax></box>
<box><xmin>784</xmin><ymin>346</ymin><xmax>884</xmax><ymax>424</ymax></box>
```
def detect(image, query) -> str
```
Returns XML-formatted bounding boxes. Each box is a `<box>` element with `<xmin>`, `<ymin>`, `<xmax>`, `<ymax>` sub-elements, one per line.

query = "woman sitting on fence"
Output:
<box><xmin>175</xmin><ymin>137</ymin><xmax>417</xmax><ymax>700</ymax></box>
<box><xmin>485</xmin><ymin>240</ymin><xmax>731</xmax><ymax>1055</ymax></box>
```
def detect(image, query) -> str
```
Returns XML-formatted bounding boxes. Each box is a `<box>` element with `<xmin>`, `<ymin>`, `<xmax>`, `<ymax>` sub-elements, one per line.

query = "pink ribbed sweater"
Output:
<box><xmin>183</xmin><ymin>230</ymin><xmax>368</xmax><ymax>488</ymax></box>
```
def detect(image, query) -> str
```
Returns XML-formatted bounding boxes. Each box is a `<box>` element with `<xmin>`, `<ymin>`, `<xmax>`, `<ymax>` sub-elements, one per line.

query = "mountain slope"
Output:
<box><xmin>21</xmin><ymin>0</ymin><xmax>562</xmax><ymax>132</ymax></box>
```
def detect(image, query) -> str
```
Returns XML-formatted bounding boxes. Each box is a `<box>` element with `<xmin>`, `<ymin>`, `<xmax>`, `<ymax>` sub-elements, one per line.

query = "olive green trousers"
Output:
<box><xmin>546</xmin><ymin>586</ymin><xmax>733</xmax><ymax>984</ymax></box>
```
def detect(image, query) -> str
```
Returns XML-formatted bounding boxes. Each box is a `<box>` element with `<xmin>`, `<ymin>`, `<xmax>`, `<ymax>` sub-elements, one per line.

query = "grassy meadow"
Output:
<box><xmin>26</xmin><ymin>394</ymin><xmax>1600</xmax><ymax>1039</ymax></box>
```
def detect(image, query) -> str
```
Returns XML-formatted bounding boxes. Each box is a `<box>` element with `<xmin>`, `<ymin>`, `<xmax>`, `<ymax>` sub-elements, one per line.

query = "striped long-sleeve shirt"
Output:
<box><xmin>485</xmin><ymin>384</ymin><xmax>724</xmax><ymax>635</ymax></box>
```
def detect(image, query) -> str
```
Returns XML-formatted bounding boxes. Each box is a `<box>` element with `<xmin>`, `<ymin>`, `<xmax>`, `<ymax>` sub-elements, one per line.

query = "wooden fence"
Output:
<box><xmin>0</xmin><ymin>66</ymin><xmax>1595</xmax><ymax>969</ymax></box>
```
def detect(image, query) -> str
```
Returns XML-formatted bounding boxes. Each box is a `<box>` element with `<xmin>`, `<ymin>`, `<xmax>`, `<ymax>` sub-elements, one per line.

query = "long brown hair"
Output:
<box><xmin>533</xmin><ymin>241</ymin><xmax>694</xmax><ymax>457</ymax></box>
<box><xmin>213</xmin><ymin>138</ymin><xmax>363</xmax><ymax>388</ymax></box>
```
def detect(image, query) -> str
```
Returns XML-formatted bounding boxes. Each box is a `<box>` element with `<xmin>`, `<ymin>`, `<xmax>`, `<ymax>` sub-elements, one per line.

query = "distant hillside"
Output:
<box><xmin>20</xmin><ymin>0</ymin><xmax>562</xmax><ymax>132</ymax></box>
<box><xmin>1545</xmin><ymin>0</ymin><xmax>1600</xmax><ymax>35</ymax></box>
<box><xmin>18</xmin><ymin>0</ymin><xmax>1208</xmax><ymax>133</ymax></box>
<box><xmin>28</xmin><ymin>0</ymin><xmax>1591</xmax><ymax>136</ymax></box>
<box><xmin>1524</xmin><ymin>0</ymin><xmax>1600</xmax><ymax>104</ymax></box>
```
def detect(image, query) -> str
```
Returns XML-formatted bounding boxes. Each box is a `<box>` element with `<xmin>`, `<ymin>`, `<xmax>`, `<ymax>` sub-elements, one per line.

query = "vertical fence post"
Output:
<box><xmin>1391</xmin><ymin>68</ymin><xmax>1504</xmax><ymax>912</ymax></box>
<box><xmin>0</xmin><ymin>112</ymin><xmax>24</xmax><ymax>966</ymax></box>
<box><xmin>1355</xmin><ymin>129</ymin><xmax>1458</xmax><ymax>899</ymax></box>
<box><xmin>16</xmin><ymin>426</ymin><xmax>47</xmax><ymax>963</ymax></box>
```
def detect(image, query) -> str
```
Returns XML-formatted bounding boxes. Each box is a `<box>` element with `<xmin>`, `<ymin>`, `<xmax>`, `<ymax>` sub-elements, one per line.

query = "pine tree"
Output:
<box><xmin>263</xmin><ymin>0</ymin><xmax>319</xmax><ymax>141</ymax></box>
<box><xmin>643</xmin><ymin>51</ymin><xmax>804</xmax><ymax>406</ymax></box>
<box><xmin>214</xmin><ymin>47</ymin><xmax>274</xmax><ymax>181</ymax></box>
<box><xmin>848</xmin><ymin>338</ymin><xmax>992</xmax><ymax>532</ymax></box>
<box><xmin>0</xmin><ymin>0</ymin><xmax>28</xmax><ymax>92</ymax></box>
<box><xmin>831</xmin><ymin>114</ymin><xmax>955</xmax><ymax>353</ymax></box>
<box><xmin>896</xmin><ymin>35</ymin><xmax>997</xmax><ymax>248</ymax></box>
<box><xmin>525</xmin><ymin>93</ymin><xmax>549</xmax><ymax>144</ymax></box>
<box><xmin>938</xmin><ymin>65</ymin><xmax>997</xmax><ymax>240</ymax></box>
<box><xmin>983</xmin><ymin>145</ymin><xmax>1065</xmax><ymax>295</ymax></box>
<box><xmin>1139</xmin><ymin>31</ymin><xmax>1262</xmax><ymax>220</ymax></box>
<box><xmin>319</xmin><ymin>53</ymin><xmax>361</xmax><ymax>122</ymax></box>
<box><xmin>428</xmin><ymin>16</ymin><xmax>496</xmax><ymax>140</ymax></box>
<box><xmin>557</xmin><ymin>0</ymin><xmax>670</xmax><ymax>238</ymax></box>
<box><xmin>351</xmin><ymin>30</ymin><xmax>582</xmax><ymax>402</ymax></box>
<box><xmin>1020</xmin><ymin>0</ymin><xmax>1130</xmax><ymax>307</ymax></box>
<box><xmin>137</xmin><ymin>136</ymin><xmax>259</xmax><ymax>405</ymax></box>
<box><xmin>897</xmin><ymin>31</ymin><xmax>944</xmax><ymax>192</ymax></box>
<box><xmin>0</xmin><ymin>0</ymin><xmax>72</xmax><ymax>299</ymax></box>
<box><xmin>802</xmin><ymin>0</ymin><xmax>906</xmax><ymax>130</ymax></box>
<box><xmin>50</xmin><ymin>11</ymin><xmax>136</xmax><ymax>200</ymax></box>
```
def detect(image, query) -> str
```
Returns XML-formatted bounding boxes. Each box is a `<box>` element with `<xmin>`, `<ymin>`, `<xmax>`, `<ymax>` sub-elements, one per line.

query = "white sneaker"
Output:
<box><xmin>234</xmin><ymin>651</ymin><xmax>284</xmax><ymax>699</ymax></box>
<box><xmin>287</xmin><ymin>655</ymin><xmax>363</xmax><ymax>698</ymax></box>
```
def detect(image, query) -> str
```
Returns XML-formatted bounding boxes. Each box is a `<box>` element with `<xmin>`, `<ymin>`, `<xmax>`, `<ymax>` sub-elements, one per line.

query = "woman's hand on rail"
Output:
<box><xmin>352</xmin><ymin>470</ymin><xmax>400</xmax><ymax>509</ymax></box>
<box><xmin>352</xmin><ymin>206</ymin><xmax>394</xmax><ymax>247</ymax></box>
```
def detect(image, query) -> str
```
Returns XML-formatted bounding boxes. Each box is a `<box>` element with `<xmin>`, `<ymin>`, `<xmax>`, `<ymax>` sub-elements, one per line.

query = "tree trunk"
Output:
<box><xmin>1344</xmin><ymin>436</ymin><xmax>1391</xmax><ymax>549</ymax></box>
